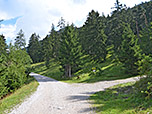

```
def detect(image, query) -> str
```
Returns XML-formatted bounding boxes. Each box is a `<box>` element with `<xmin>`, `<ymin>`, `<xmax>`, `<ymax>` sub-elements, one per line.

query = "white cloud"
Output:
<box><xmin>0</xmin><ymin>0</ymin><xmax>151</xmax><ymax>44</ymax></box>
<box><xmin>0</xmin><ymin>10</ymin><xmax>10</xmax><ymax>19</ymax></box>
<box><xmin>0</xmin><ymin>24</ymin><xmax>16</xmax><ymax>43</ymax></box>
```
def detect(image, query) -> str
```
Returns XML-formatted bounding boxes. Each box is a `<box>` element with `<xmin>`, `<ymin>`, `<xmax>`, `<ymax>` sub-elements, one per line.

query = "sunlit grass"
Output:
<box><xmin>90</xmin><ymin>82</ymin><xmax>152</xmax><ymax>114</ymax></box>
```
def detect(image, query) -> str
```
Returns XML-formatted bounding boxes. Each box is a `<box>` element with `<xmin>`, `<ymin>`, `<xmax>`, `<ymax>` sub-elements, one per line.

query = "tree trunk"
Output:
<box><xmin>65</xmin><ymin>65</ymin><xmax>68</xmax><ymax>78</ymax></box>
<box><xmin>136</xmin><ymin>20</ymin><xmax>140</xmax><ymax>40</ymax></box>
<box><xmin>69</xmin><ymin>65</ymin><xmax>72</xmax><ymax>78</ymax></box>
<box><xmin>143</xmin><ymin>13</ymin><xmax>148</xmax><ymax>26</ymax></box>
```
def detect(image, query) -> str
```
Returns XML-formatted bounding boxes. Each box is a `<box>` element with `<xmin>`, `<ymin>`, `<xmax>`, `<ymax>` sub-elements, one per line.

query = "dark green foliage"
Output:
<box><xmin>42</xmin><ymin>24</ymin><xmax>59</xmax><ymax>68</ymax></box>
<box><xmin>57</xmin><ymin>17</ymin><xmax>66</xmax><ymax>29</ymax></box>
<box><xmin>58</xmin><ymin>24</ymin><xmax>83</xmax><ymax>77</ymax></box>
<box><xmin>80</xmin><ymin>10</ymin><xmax>107</xmax><ymax>62</ymax></box>
<box><xmin>27</xmin><ymin>33</ymin><xmax>42</xmax><ymax>63</ymax></box>
<box><xmin>0</xmin><ymin>36</ymin><xmax>32</xmax><ymax>99</ymax></box>
<box><xmin>137</xmin><ymin>54</ymin><xmax>152</xmax><ymax>78</ymax></box>
<box><xmin>42</xmin><ymin>35</ymin><xmax>53</xmax><ymax>68</ymax></box>
<box><xmin>6</xmin><ymin>45</ymin><xmax>31</xmax><ymax>91</ymax></box>
<box><xmin>105</xmin><ymin>8</ymin><xmax>132</xmax><ymax>60</ymax></box>
<box><xmin>0</xmin><ymin>35</ymin><xmax>7</xmax><ymax>53</ymax></box>
<box><xmin>111</xmin><ymin>0</ymin><xmax>127</xmax><ymax>14</ymax></box>
<box><xmin>0</xmin><ymin>53</ymin><xmax>8</xmax><ymax>98</ymax></box>
<box><xmin>0</xmin><ymin>35</ymin><xmax>8</xmax><ymax>98</ymax></box>
<box><xmin>139</xmin><ymin>22</ymin><xmax>152</xmax><ymax>55</ymax></box>
<box><xmin>118</xmin><ymin>23</ymin><xmax>139</xmax><ymax>75</ymax></box>
<box><xmin>135</xmin><ymin>77</ymin><xmax>152</xmax><ymax>100</ymax></box>
<box><xmin>15</xmin><ymin>29</ymin><xmax>26</xmax><ymax>48</ymax></box>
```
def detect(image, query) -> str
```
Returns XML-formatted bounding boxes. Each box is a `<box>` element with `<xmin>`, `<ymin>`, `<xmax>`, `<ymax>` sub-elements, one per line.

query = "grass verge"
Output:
<box><xmin>0</xmin><ymin>76</ymin><xmax>39</xmax><ymax>114</ymax></box>
<box><xmin>90</xmin><ymin>81</ymin><xmax>152</xmax><ymax>114</ymax></box>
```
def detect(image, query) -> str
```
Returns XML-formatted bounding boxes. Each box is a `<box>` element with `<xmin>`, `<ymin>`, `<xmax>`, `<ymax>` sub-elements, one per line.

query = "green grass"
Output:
<box><xmin>0</xmin><ymin>77</ymin><xmax>39</xmax><ymax>114</ymax></box>
<box><xmin>31</xmin><ymin>59</ymin><xmax>137</xmax><ymax>83</ymax></box>
<box><xmin>31</xmin><ymin>59</ymin><xmax>63</xmax><ymax>81</ymax></box>
<box><xmin>90</xmin><ymin>82</ymin><xmax>152</xmax><ymax>114</ymax></box>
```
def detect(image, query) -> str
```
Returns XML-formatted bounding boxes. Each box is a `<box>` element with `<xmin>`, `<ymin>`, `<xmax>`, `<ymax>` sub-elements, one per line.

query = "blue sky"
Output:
<box><xmin>0</xmin><ymin>0</ymin><xmax>150</xmax><ymax>45</ymax></box>
<box><xmin>0</xmin><ymin>16</ymin><xmax>21</xmax><ymax>25</ymax></box>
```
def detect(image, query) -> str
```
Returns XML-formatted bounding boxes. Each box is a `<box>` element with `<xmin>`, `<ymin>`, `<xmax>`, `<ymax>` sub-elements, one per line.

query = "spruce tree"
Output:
<box><xmin>139</xmin><ymin>22</ymin><xmax>152</xmax><ymax>55</ymax></box>
<box><xmin>42</xmin><ymin>35</ymin><xmax>53</xmax><ymax>68</ymax></box>
<box><xmin>43</xmin><ymin>24</ymin><xmax>58</xmax><ymax>67</ymax></box>
<box><xmin>0</xmin><ymin>35</ymin><xmax>8</xmax><ymax>98</ymax></box>
<box><xmin>111</xmin><ymin>0</ymin><xmax>127</xmax><ymax>15</ymax></box>
<box><xmin>15</xmin><ymin>29</ymin><xmax>26</xmax><ymax>48</ymax></box>
<box><xmin>0</xmin><ymin>35</ymin><xmax>7</xmax><ymax>53</ymax></box>
<box><xmin>118</xmin><ymin>23</ymin><xmax>139</xmax><ymax>75</ymax></box>
<box><xmin>58</xmin><ymin>24</ymin><xmax>83</xmax><ymax>78</ymax></box>
<box><xmin>27</xmin><ymin>33</ymin><xmax>42</xmax><ymax>63</ymax></box>
<box><xmin>57</xmin><ymin>17</ymin><xmax>66</xmax><ymax>30</ymax></box>
<box><xmin>80</xmin><ymin>10</ymin><xmax>107</xmax><ymax>62</ymax></box>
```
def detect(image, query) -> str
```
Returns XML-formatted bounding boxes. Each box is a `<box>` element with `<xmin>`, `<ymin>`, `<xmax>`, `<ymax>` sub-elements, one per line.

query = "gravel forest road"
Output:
<box><xmin>9</xmin><ymin>73</ymin><xmax>139</xmax><ymax>114</ymax></box>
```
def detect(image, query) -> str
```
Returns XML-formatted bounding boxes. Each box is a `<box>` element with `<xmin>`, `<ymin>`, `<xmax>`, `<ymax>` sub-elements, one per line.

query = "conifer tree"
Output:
<box><xmin>0</xmin><ymin>35</ymin><xmax>8</xmax><ymax>98</ymax></box>
<box><xmin>118</xmin><ymin>23</ymin><xmax>139</xmax><ymax>74</ymax></box>
<box><xmin>139</xmin><ymin>22</ymin><xmax>152</xmax><ymax>55</ymax></box>
<box><xmin>80</xmin><ymin>10</ymin><xmax>107</xmax><ymax>62</ymax></box>
<box><xmin>111</xmin><ymin>0</ymin><xmax>127</xmax><ymax>14</ymax></box>
<box><xmin>15</xmin><ymin>29</ymin><xmax>26</xmax><ymax>48</ymax></box>
<box><xmin>0</xmin><ymin>35</ymin><xmax>7</xmax><ymax>53</ymax></box>
<box><xmin>58</xmin><ymin>24</ymin><xmax>83</xmax><ymax>78</ymax></box>
<box><xmin>57</xmin><ymin>17</ymin><xmax>66</xmax><ymax>30</ymax></box>
<box><xmin>49</xmin><ymin>24</ymin><xmax>58</xmax><ymax>58</ymax></box>
<box><xmin>42</xmin><ymin>24</ymin><xmax>58</xmax><ymax>67</ymax></box>
<box><xmin>27</xmin><ymin>33</ymin><xmax>42</xmax><ymax>63</ymax></box>
<box><xmin>42</xmin><ymin>35</ymin><xmax>53</xmax><ymax>68</ymax></box>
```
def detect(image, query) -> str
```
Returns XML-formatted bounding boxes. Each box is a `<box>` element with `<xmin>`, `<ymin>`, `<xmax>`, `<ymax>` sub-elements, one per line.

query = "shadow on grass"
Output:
<box><xmin>89</xmin><ymin>84</ymin><xmax>152</xmax><ymax>114</ymax></box>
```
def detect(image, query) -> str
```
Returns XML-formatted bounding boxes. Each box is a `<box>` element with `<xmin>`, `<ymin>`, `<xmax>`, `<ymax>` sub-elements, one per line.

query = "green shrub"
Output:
<box><xmin>135</xmin><ymin>77</ymin><xmax>152</xmax><ymax>99</ymax></box>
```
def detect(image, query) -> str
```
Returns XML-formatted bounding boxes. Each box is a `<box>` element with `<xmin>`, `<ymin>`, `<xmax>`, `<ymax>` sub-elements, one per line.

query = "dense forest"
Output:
<box><xmin>0</xmin><ymin>0</ymin><xmax>152</xmax><ymax>101</ymax></box>
<box><xmin>28</xmin><ymin>0</ymin><xmax>152</xmax><ymax>77</ymax></box>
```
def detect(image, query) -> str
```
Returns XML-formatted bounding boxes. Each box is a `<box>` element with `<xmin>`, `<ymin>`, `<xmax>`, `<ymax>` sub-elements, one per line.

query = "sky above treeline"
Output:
<box><xmin>0</xmin><ymin>0</ymin><xmax>150</xmax><ymax>44</ymax></box>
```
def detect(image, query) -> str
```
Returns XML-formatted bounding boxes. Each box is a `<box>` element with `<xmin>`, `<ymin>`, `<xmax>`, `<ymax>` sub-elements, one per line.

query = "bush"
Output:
<box><xmin>134</xmin><ymin>54</ymin><xmax>152</xmax><ymax>99</ymax></box>
<box><xmin>135</xmin><ymin>77</ymin><xmax>152</xmax><ymax>99</ymax></box>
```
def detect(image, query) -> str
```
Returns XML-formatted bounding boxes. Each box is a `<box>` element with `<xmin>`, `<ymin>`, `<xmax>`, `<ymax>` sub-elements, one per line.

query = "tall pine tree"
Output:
<box><xmin>80</xmin><ymin>10</ymin><xmax>107</xmax><ymax>62</ymax></box>
<box><xmin>27</xmin><ymin>33</ymin><xmax>42</xmax><ymax>63</ymax></box>
<box><xmin>42</xmin><ymin>24</ymin><xmax>58</xmax><ymax>67</ymax></box>
<box><xmin>139</xmin><ymin>22</ymin><xmax>152</xmax><ymax>55</ymax></box>
<box><xmin>58</xmin><ymin>24</ymin><xmax>83</xmax><ymax>78</ymax></box>
<box><xmin>15</xmin><ymin>29</ymin><xmax>26</xmax><ymax>48</ymax></box>
<box><xmin>0</xmin><ymin>35</ymin><xmax>8</xmax><ymax>98</ymax></box>
<box><xmin>118</xmin><ymin>23</ymin><xmax>139</xmax><ymax>75</ymax></box>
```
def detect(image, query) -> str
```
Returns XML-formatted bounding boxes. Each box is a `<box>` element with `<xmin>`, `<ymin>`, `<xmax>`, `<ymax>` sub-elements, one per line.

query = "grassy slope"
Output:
<box><xmin>90</xmin><ymin>82</ymin><xmax>152</xmax><ymax>114</ymax></box>
<box><xmin>31</xmin><ymin>59</ymin><xmax>137</xmax><ymax>83</ymax></box>
<box><xmin>0</xmin><ymin>77</ymin><xmax>39</xmax><ymax>114</ymax></box>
